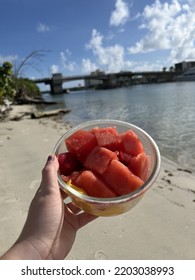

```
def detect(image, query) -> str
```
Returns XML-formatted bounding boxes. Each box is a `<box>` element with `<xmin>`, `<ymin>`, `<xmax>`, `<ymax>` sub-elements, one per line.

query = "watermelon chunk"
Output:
<box><xmin>120</xmin><ymin>129</ymin><xmax>144</xmax><ymax>156</ymax></box>
<box><xmin>61</xmin><ymin>171</ymin><xmax>82</xmax><ymax>184</ymax></box>
<box><xmin>75</xmin><ymin>170</ymin><xmax>117</xmax><ymax>198</ymax></box>
<box><xmin>128</xmin><ymin>153</ymin><xmax>150</xmax><ymax>182</ymax></box>
<box><xmin>118</xmin><ymin>151</ymin><xmax>132</xmax><ymax>165</ymax></box>
<box><xmin>65</xmin><ymin>129</ymin><xmax>97</xmax><ymax>161</ymax></box>
<box><xmin>102</xmin><ymin>160</ymin><xmax>144</xmax><ymax>195</ymax></box>
<box><xmin>91</xmin><ymin>126</ymin><xmax>121</xmax><ymax>151</ymax></box>
<box><xmin>84</xmin><ymin>146</ymin><xmax>118</xmax><ymax>174</ymax></box>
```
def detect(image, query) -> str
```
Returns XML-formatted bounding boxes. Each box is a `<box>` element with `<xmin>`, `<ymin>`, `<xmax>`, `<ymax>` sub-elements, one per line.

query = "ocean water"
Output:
<box><xmin>43</xmin><ymin>82</ymin><xmax>195</xmax><ymax>171</ymax></box>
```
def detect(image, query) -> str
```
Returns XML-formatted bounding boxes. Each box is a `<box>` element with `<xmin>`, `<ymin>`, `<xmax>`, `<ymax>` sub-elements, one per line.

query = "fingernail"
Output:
<box><xmin>47</xmin><ymin>155</ymin><xmax>54</xmax><ymax>162</ymax></box>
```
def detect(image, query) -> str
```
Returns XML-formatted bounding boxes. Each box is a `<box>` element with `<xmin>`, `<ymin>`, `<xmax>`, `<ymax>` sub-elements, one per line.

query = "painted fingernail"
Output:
<box><xmin>47</xmin><ymin>155</ymin><xmax>54</xmax><ymax>161</ymax></box>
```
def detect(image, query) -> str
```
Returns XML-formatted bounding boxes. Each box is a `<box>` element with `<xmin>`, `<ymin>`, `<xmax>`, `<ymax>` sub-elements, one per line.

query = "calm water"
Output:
<box><xmin>43</xmin><ymin>82</ymin><xmax>195</xmax><ymax>171</ymax></box>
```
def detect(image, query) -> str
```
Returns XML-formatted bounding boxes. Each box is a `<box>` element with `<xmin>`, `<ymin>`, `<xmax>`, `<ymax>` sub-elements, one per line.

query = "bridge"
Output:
<box><xmin>34</xmin><ymin>73</ymin><xmax>109</xmax><ymax>94</ymax></box>
<box><xmin>33</xmin><ymin>71</ymin><xmax>175</xmax><ymax>94</ymax></box>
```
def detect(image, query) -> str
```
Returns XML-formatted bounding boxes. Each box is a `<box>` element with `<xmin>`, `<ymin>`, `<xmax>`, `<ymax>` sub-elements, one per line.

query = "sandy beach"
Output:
<box><xmin>0</xmin><ymin>105</ymin><xmax>195</xmax><ymax>260</ymax></box>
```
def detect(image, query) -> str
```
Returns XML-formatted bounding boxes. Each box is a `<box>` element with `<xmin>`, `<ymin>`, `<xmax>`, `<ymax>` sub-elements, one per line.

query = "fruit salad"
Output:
<box><xmin>57</xmin><ymin>126</ymin><xmax>150</xmax><ymax>198</ymax></box>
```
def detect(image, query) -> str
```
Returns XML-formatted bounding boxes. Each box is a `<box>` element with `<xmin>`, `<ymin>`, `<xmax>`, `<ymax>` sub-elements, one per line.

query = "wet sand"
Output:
<box><xmin>0</xmin><ymin>105</ymin><xmax>194</xmax><ymax>259</ymax></box>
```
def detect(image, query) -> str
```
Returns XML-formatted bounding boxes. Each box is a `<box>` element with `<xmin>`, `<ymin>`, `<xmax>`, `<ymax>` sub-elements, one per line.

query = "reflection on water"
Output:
<box><xmin>43</xmin><ymin>82</ymin><xmax>195</xmax><ymax>171</ymax></box>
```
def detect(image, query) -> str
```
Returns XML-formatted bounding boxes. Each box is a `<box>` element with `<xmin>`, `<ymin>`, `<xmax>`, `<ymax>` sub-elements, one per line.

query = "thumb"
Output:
<box><xmin>40</xmin><ymin>154</ymin><xmax>59</xmax><ymax>194</ymax></box>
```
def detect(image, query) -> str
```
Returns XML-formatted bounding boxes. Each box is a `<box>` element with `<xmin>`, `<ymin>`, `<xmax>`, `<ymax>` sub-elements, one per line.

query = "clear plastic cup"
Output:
<box><xmin>53</xmin><ymin>119</ymin><xmax>161</xmax><ymax>216</ymax></box>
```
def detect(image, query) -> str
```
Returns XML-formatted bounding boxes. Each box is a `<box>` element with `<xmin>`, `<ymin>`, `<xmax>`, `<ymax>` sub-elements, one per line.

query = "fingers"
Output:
<box><xmin>60</xmin><ymin>189</ymin><xmax>68</xmax><ymax>200</ymax></box>
<box><xmin>40</xmin><ymin>155</ymin><xmax>98</xmax><ymax>228</ymax></box>
<box><xmin>66</xmin><ymin>202</ymin><xmax>82</xmax><ymax>214</ymax></box>
<box><xmin>64</xmin><ymin>200</ymin><xmax>97</xmax><ymax>225</ymax></box>
<box><xmin>77</xmin><ymin>212</ymin><xmax>98</xmax><ymax>228</ymax></box>
<box><xmin>40</xmin><ymin>154</ymin><xmax>59</xmax><ymax>194</ymax></box>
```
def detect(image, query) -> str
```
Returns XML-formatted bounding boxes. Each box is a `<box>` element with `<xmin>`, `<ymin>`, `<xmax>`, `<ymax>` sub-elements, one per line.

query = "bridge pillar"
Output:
<box><xmin>50</xmin><ymin>73</ymin><xmax>63</xmax><ymax>94</ymax></box>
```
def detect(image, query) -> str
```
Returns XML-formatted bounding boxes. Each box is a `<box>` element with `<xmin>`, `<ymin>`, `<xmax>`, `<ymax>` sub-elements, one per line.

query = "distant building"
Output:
<box><xmin>175</xmin><ymin>61</ymin><xmax>195</xmax><ymax>74</ymax></box>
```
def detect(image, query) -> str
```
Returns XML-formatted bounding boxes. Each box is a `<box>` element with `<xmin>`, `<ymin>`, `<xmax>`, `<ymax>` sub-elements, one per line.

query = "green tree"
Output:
<box><xmin>0</xmin><ymin>62</ymin><xmax>15</xmax><ymax>105</ymax></box>
<box><xmin>14</xmin><ymin>77</ymin><xmax>40</xmax><ymax>99</ymax></box>
<box><xmin>1</xmin><ymin>50</ymin><xmax>48</xmax><ymax>106</ymax></box>
<box><xmin>13</xmin><ymin>50</ymin><xmax>47</xmax><ymax>100</ymax></box>
<box><xmin>169</xmin><ymin>66</ymin><xmax>175</xmax><ymax>72</ymax></box>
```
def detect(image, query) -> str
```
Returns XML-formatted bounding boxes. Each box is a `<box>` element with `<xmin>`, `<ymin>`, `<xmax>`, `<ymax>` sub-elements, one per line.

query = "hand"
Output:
<box><xmin>1</xmin><ymin>155</ymin><xmax>97</xmax><ymax>260</ymax></box>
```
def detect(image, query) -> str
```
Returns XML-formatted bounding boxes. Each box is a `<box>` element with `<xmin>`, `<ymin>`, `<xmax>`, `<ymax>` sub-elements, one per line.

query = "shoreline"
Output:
<box><xmin>0</xmin><ymin>105</ymin><xmax>195</xmax><ymax>259</ymax></box>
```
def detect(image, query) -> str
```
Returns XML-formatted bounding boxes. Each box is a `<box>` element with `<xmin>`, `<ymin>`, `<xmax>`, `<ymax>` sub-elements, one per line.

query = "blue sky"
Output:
<box><xmin>1</xmin><ymin>0</ymin><xmax>195</xmax><ymax>84</ymax></box>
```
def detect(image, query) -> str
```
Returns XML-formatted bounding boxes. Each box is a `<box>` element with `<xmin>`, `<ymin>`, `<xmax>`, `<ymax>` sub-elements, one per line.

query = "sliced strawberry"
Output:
<box><xmin>58</xmin><ymin>152</ymin><xmax>82</xmax><ymax>176</ymax></box>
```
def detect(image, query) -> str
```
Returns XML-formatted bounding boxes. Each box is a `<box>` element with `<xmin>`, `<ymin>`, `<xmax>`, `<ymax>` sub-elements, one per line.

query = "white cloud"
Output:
<box><xmin>86</xmin><ymin>29</ymin><xmax>103</xmax><ymax>51</ymax></box>
<box><xmin>49</xmin><ymin>0</ymin><xmax>195</xmax><ymax>76</ymax></box>
<box><xmin>81</xmin><ymin>58</ymin><xmax>97</xmax><ymax>73</ymax></box>
<box><xmin>86</xmin><ymin>29</ymin><xmax>133</xmax><ymax>72</ymax></box>
<box><xmin>50</xmin><ymin>64</ymin><xmax>59</xmax><ymax>74</ymax></box>
<box><xmin>37</xmin><ymin>23</ymin><xmax>50</xmax><ymax>33</ymax></box>
<box><xmin>60</xmin><ymin>51</ymin><xmax>77</xmax><ymax>72</ymax></box>
<box><xmin>110</xmin><ymin>0</ymin><xmax>129</xmax><ymax>26</ymax></box>
<box><xmin>0</xmin><ymin>55</ymin><xmax>18</xmax><ymax>64</ymax></box>
<box><xmin>65</xmin><ymin>49</ymin><xmax>72</xmax><ymax>56</ymax></box>
<box><xmin>128</xmin><ymin>0</ymin><xmax>195</xmax><ymax>63</ymax></box>
<box><xmin>187</xmin><ymin>0</ymin><xmax>195</xmax><ymax>10</ymax></box>
<box><xmin>130</xmin><ymin>60</ymin><xmax>163</xmax><ymax>72</ymax></box>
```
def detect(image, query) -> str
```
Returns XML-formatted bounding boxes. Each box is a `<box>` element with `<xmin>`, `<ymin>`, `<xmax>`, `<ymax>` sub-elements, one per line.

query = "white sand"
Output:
<box><xmin>0</xmin><ymin>105</ymin><xmax>195</xmax><ymax>259</ymax></box>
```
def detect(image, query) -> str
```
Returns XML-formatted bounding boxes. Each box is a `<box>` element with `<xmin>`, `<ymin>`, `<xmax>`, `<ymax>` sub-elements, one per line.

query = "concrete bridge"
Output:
<box><xmin>33</xmin><ymin>71</ymin><xmax>175</xmax><ymax>94</ymax></box>
<box><xmin>34</xmin><ymin>73</ymin><xmax>109</xmax><ymax>94</ymax></box>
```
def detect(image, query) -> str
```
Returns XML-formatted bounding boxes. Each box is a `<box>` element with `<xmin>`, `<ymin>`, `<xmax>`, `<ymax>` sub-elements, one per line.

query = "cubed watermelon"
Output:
<box><xmin>91</xmin><ymin>126</ymin><xmax>121</xmax><ymax>151</ymax></box>
<box><xmin>61</xmin><ymin>171</ymin><xmax>82</xmax><ymax>184</ymax></box>
<box><xmin>128</xmin><ymin>153</ymin><xmax>150</xmax><ymax>182</ymax></box>
<box><xmin>102</xmin><ymin>159</ymin><xmax>144</xmax><ymax>195</ymax></box>
<box><xmin>120</xmin><ymin>129</ymin><xmax>144</xmax><ymax>156</ymax></box>
<box><xmin>65</xmin><ymin>129</ymin><xmax>97</xmax><ymax>161</ymax></box>
<box><xmin>59</xmin><ymin>125</ymin><xmax>151</xmax><ymax>199</ymax></box>
<box><xmin>118</xmin><ymin>151</ymin><xmax>132</xmax><ymax>165</ymax></box>
<box><xmin>75</xmin><ymin>170</ymin><xmax>117</xmax><ymax>198</ymax></box>
<box><xmin>84</xmin><ymin>146</ymin><xmax>118</xmax><ymax>174</ymax></box>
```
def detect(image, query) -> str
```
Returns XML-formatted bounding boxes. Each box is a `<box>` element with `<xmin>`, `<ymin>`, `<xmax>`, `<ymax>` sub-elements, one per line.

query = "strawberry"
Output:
<box><xmin>58</xmin><ymin>152</ymin><xmax>82</xmax><ymax>176</ymax></box>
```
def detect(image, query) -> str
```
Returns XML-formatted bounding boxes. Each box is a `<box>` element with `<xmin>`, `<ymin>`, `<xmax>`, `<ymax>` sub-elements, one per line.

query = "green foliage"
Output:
<box><xmin>15</xmin><ymin>78</ymin><xmax>41</xmax><ymax>97</ymax></box>
<box><xmin>0</xmin><ymin>62</ymin><xmax>15</xmax><ymax>105</ymax></box>
<box><xmin>0</xmin><ymin>61</ymin><xmax>41</xmax><ymax>106</ymax></box>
